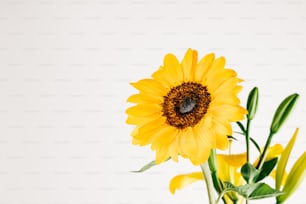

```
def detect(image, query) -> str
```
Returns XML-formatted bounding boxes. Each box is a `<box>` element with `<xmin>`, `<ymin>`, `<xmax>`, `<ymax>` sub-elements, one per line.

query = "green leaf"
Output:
<box><xmin>250</xmin><ymin>137</ymin><xmax>261</xmax><ymax>153</ymax></box>
<box><xmin>223</xmin><ymin>182</ymin><xmax>282</xmax><ymax>200</ymax></box>
<box><xmin>132</xmin><ymin>157</ymin><xmax>170</xmax><ymax>173</ymax></box>
<box><xmin>275</xmin><ymin>128</ymin><xmax>299</xmax><ymax>190</ymax></box>
<box><xmin>270</xmin><ymin>93</ymin><xmax>299</xmax><ymax>134</ymax></box>
<box><xmin>277</xmin><ymin>151</ymin><xmax>306</xmax><ymax>203</ymax></box>
<box><xmin>241</xmin><ymin>163</ymin><xmax>259</xmax><ymax>183</ymax></box>
<box><xmin>248</xmin><ymin>183</ymin><xmax>283</xmax><ymax>200</ymax></box>
<box><xmin>247</xmin><ymin>87</ymin><xmax>259</xmax><ymax>120</ymax></box>
<box><xmin>255</xmin><ymin>157</ymin><xmax>278</xmax><ymax>182</ymax></box>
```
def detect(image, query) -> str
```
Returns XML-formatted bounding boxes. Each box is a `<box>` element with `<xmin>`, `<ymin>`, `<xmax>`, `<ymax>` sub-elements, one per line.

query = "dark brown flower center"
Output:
<box><xmin>162</xmin><ymin>82</ymin><xmax>211</xmax><ymax>129</ymax></box>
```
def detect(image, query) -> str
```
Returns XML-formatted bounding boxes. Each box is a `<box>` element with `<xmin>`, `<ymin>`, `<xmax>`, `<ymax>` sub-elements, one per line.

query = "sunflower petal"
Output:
<box><xmin>181</xmin><ymin>48</ymin><xmax>197</xmax><ymax>81</ymax></box>
<box><xmin>131</xmin><ymin>78</ymin><xmax>166</xmax><ymax>95</ymax></box>
<box><xmin>195</xmin><ymin>53</ymin><xmax>215</xmax><ymax>82</ymax></box>
<box><xmin>127</xmin><ymin>93</ymin><xmax>163</xmax><ymax>104</ymax></box>
<box><xmin>155</xmin><ymin>146</ymin><xmax>170</xmax><ymax>164</ymax></box>
<box><xmin>169</xmin><ymin>172</ymin><xmax>204</xmax><ymax>194</ymax></box>
<box><xmin>126</xmin><ymin>104</ymin><xmax>161</xmax><ymax>117</ymax></box>
<box><xmin>163</xmin><ymin>53</ymin><xmax>183</xmax><ymax>83</ymax></box>
<box><xmin>179</xmin><ymin>127</ymin><xmax>200</xmax><ymax>165</ymax></box>
<box><xmin>204</xmin><ymin>56</ymin><xmax>226</xmax><ymax>82</ymax></box>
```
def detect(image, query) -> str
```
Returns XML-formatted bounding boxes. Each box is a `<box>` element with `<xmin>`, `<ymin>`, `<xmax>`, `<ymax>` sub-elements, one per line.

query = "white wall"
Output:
<box><xmin>0</xmin><ymin>0</ymin><xmax>305</xmax><ymax>203</ymax></box>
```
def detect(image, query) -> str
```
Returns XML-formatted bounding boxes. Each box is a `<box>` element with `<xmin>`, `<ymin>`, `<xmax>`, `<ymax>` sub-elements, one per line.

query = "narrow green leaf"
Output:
<box><xmin>270</xmin><ymin>94</ymin><xmax>299</xmax><ymax>134</ymax></box>
<box><xmin>250</xmin><ymin>137</ymin><xmax>261</xmax><ymax>153</ymax></box>
<box><xmin>255</xmin><ymin>157</ymin><xmax>278</xmax><ymax>182</ymax></box>
<box><xmin>275</xmin><ymin>128</ymin><xmax>299</xmax><ymax>190</ymax></box>
<box><xmin>132</xmin><ymin>157</ymin><xmax>170</xmax><ymax>173</ymax></box>
<box><xmin>241</xmin><ymin>163</ymin><xmax>259</xmax><ymax>183</ymax></box>
<box><xmin>247</xmin><ymin>87</ymin><xmax>259</xmax><ymax>120</ymax></box>
<box><xmin>227</xmin><ymin>135</ymin><xmax>238</xmax><ymax>141</ymax></box>
<box><xmin>277</xmin><ymin>151</ymin><xmax>306</xmax><ymax>203</ymax></box>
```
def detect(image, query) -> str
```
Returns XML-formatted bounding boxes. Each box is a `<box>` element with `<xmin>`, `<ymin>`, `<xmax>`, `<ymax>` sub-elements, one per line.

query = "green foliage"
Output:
<box><xmin>247</xmin><ymin>87</ymin><xmax>259</xmax><ymax>120</ymax></box>
<box><xmin>277</xmin><ymin>152</ymin><xmax>306</xmax><ymax>203</ymax></box>
<box><xmin>132</xmin><ymin>157</ymin><xmax>170</xmax><ymax>173</ymax></box>
<box><xmin>255</xmin><ymin>158</ymin><xmax>278</xmax><ymax>182</ymax></box>
<box><xmin>241</xmin><ymin>163</ymin><xmax>259</xmax><ymax>183</ymax></box>
<box><xmin>223</xmin><ymin>182</ymin><xmax>282</xmax><ymax>200</ymax></box>
<box><xmin>270</xmin><ymin>94</ymin><xmax>299</xmax><ymax>134</ymax></box>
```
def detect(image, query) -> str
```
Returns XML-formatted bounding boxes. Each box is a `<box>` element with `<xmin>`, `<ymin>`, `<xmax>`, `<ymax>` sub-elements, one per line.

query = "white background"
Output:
<box><xmin>0</xmin><ymin>0</ymin><xmax>305</xmax><ymax>203</ymax></box>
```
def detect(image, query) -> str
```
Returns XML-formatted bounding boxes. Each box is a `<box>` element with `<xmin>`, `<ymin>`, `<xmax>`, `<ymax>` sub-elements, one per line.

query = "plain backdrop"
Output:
<box><xmin>0</xmin><ymin>0</ymin><xmax>305</xmax><ymax>203</ymax></box>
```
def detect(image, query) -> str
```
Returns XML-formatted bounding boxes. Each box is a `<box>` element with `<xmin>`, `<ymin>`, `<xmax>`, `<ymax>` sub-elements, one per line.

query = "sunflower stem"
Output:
<box><xmin>200</xmin><ymin>162</ymin><xmax>216</xmax><ymax>204</ymax></box>
<box><xmin>208</xmin><ymin>150</ymin><xmax>223</xmax><ymax>194</ymax></box>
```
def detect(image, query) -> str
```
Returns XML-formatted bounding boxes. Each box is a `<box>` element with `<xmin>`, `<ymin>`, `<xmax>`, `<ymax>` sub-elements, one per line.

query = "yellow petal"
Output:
<box><xmin>179</xmin><ymin>127</ymin><xmax>201</xmax><ymax>165</ymax></box>
<box><xmin>126</xmin><ymin>113</ymin><xmax>161</xmax><ymax>125</ymax></box>
<box><xmin>155</xmin><ymin>146</ymin><xmax>170</xmax><ymax>164</ymax></box>
<box><xmin>278</xmin><ymin>151</ymin><xmax>306</xmax><ymax>203</ymax></box>
<box><xmin>209</xmin><ymin>104</ymin><xmax>246</xmax><ymax>122</ymax></box>
<box><xmin>151</xmin><ymin>126</ymin><xmax>177</xmax><ymax>150</ymax></box>
<box><xmin>205</xmin><ymin>69</ymin><xmax>238</xmax><ymax>93</ymax></box>
<box><xmin>169</xmin><ymin>172</ymin><xmax>204</xmax><ymax>194</ymax></box>
<box><xmin>276</xmin><ymin>128</ymin><xmax>299</xmax><ymax>190</ymax></box>
<box><xmin>193</xmin><ymin>120</ymin><xmax>214</xmax><ymax>148</ymax></box>
<box><xmin>266</xmin><ymin>144</ymin><xmax>283</xmax><ymax>161</ymax></box>
<box><xmin>195</xmin><ymin>53</ymin><xmax>215</xmax><ymax>82</ymax></box>
<box><xmin>151</xmin><ymin>66</ymin><xmax>173</xmax><ymax>87</ymax></box>
<box><xmin>217</xmin><ymin>153</ymin><xmax>246</xmax><ymax>188</ymax></box>
<box><xmin>131</xmin><ymin>79</ymin><xmax>166</xmax><ymax>96</ymax></box>
<box><xmin>216</xmin><ymin>154</ymin><xmax>231</xmax><ymax>182</ymax></box>
<box><xmin>270</xmin><ymin>170</ymin><xmax>287</xmax><ymax>187</ymax></box>
<box><xmin>211</xmin><ymin>77</ymin><xmax>243</xmax><ymax>96</ymax></box>
<box><xmin>217</xmin><ymin>153</ymin><xmax>247</xmax><ymax>168</ymax></box>
<box><xmin>192</xmin><ymin>127</ymin><xmax>212</xmax><ymax>164</ymax></box>
<box><xmin>203</xmin><ymin>57</ymin><xmax>226</xmax><ymax>83</ymax></box>
<box><xmin>163</xmin><ymin>53</ymin><xmax>183</xmax><ymax>83</ymax></box>
<box><xmin>211</xmin><ymin>118</ymin><xmax>232</xmax><ymax>150</ymax></box>
<box><xmin>133</xmin><ymin>118</ymin><xmax>166</xmax><ymax>145</ymax></box>
<box><xmin>181</xmin><ymin>48</ymin><xmax>197</xmax><ymax>81</ymax></box>
<box><xmin>253</xmin><ymin>144</ymin><xmax>284</xmax><ymax>167</ymax></box>
<box><xmin>126</xmin><ymin>104</ymin><xmax>161</xmax><ymax>117</ymax></box>
<box><xmin>168</xmin><ymin>137</ymin><xmax>179</xmax><ymax>162</ymax></box>
<box><xmin>127</xmin><ymin>93</ymin><xmax>163</xmax><ymax>104</ymax></box>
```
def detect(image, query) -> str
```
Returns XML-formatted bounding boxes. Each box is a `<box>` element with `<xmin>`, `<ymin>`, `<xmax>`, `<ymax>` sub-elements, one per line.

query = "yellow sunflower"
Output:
<box><xmin>126</xmin><ymin>48</ymin><xmax>246</xmax><ymax>165</ymax></box>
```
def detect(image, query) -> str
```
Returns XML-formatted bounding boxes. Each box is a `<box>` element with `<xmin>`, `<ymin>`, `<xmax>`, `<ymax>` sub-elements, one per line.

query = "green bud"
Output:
<box><xmin>247</xmin><ymin>87</ymin><xmax>259</xmax><ymax>120</ymax></box>
<box><xmin>270</xmin><ymin>94</ymin><xmax>299</xmax><ymax>134</ymax></box>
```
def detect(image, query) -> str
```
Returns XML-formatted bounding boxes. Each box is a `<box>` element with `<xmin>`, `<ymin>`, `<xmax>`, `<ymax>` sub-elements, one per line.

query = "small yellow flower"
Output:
<box><xmin>169</xmin><ymin>144</ymin><xmax>283</xmax><ymax>203</ymax></box>
<box><xmin>126</xmin><ymin>49</ymin><xmax>246</xmax><ymax>165</ymax></box>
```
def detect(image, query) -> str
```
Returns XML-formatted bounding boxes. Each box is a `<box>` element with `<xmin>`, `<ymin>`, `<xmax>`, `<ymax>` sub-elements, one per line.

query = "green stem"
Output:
<box><xmin>245</xmin><ymin>120</ymin><xmax>251</xmax><ymax>204</ymax></box>
<box><xmin>236</xmin><ymin>122</ymin><xmax>261</xmax><ymax>153</ymax></box>
<box><xmin>216</xmin><ymin>190</ymin><xmax>226</xmax><ymax>203</ymax></box>
<box><xmin>200</xmin><ymin>162</ymin><xmax>216</xmax><ymax>204</ymax></box>
<box><xmin>245</xmin><ymin>120</ymin><xmax>251</xmax><ymax>163</ymax></box>
<box><xmin>208</xmin><ymin>150</ymin><xmax>222</xmax><ymax>194</ymax></box>
<box><xmin>256</xmin><ymin>131</ymin><xmax>274</xmax><ymax>169</ymax></box>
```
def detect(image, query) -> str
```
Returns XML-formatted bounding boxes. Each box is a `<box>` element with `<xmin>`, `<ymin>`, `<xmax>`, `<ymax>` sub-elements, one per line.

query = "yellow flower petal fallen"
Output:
<box><xmin>169</xmin><ymin>172</ymin><xmax>204</xmax><ymax>194</ymax></box>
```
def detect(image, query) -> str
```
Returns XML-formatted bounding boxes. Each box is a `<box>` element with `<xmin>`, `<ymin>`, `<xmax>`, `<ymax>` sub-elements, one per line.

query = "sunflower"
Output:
<box><xmin>126</xmin><ymin>48</ymin><xmax>246</xmax><ymax>165</ymax></box>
